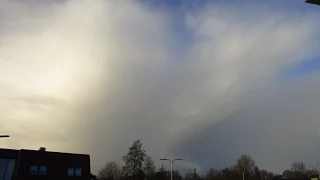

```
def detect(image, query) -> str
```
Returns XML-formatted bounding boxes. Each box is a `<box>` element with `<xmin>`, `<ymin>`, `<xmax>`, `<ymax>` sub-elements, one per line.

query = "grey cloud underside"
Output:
<box><xmin>172</xmin><ymin>75</ymin><xmax>320</xmax><ymax>174</ymax></box>
<box><xmin>1</xmin><ymin>0</ymin><xmax>320</xmax><ymax>175</ymax></box>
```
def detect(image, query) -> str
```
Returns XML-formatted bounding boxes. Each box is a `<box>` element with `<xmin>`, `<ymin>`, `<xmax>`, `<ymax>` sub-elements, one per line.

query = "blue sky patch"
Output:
<box><xmin>282</xmin><ymin>57</ymin><xmax>320</xmax><ymax>78</ymax></box>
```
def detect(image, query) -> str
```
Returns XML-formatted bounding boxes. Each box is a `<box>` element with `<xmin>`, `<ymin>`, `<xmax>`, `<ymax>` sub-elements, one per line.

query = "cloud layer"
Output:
<box><xmin>1</xmin><ymin>0</ymin><xmax>320</xmax><ymax>174</ymax></box>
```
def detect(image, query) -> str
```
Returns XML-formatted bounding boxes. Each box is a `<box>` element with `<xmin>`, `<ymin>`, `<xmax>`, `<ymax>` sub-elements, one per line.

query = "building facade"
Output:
<box><xmin>0</xmin><ymin>147</ymin><xmax>90</xmax><ymax>180</ymax></box>
<box><xmin>0</xmin><ymin>148</ymin><xmax>19</xmax><ymax>180</ymax></box>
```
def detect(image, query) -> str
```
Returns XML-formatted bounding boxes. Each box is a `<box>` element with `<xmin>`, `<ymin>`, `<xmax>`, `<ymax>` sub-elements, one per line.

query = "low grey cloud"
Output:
<box><xmin>1</xmin><ymin>0</ymin><xmax>320</xmax><ymax>174</ymax></box>
<box><xmin>172</xmin><ymin>73</ymin><xmax>320</xmax><ymax>173</ymax></box>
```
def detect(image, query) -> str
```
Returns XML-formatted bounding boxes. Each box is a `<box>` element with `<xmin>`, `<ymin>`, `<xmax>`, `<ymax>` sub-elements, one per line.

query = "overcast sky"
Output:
<box><xmin>1</xmin><ymin>0</ymin><xmax>320</xmax><ymax>175</ymax></box>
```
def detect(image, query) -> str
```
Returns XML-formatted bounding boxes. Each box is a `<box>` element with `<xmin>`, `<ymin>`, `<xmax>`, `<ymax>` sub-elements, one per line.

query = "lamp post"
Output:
<box><xmin>242</xmin><ymin>171</ymin><xmax>245</xmax><ymax>180</ymax></box>
<box><xmin>160</xmin><ymin>158</ymin><xmax>183</xmax><ymax>180</ymax></box>
<box><xmin>306</xmin><ymin>0</ymin><xmax>320</xmax><ymax>5</ymax></box>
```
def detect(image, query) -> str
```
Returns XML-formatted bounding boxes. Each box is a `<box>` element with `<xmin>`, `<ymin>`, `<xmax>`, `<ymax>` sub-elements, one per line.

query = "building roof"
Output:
<box><xmin>0</xmin><ymin>148</ymin><xmax>89</xmax><ymax>157</ymax></box>
<box><xmin>0</xmin><ymin>148</ymin><xmax>20</xmax><ymax>158</ymax></box>
<box><xmin>20</xmin><ymin>148</ymin><xmax>89</xmax><ymax>156</ymax></box>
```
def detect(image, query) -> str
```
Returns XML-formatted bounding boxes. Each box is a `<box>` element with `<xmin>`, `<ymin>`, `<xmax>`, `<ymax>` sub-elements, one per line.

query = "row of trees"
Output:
<box><xmin>96</xmin><ymin>140</ymin><xmax>319</xmax><ymax>180</ymax></box>
<box><xmin>97</xmin><ymin>140</ymin><xmax>175</xmax><ymax>180</ymax></box>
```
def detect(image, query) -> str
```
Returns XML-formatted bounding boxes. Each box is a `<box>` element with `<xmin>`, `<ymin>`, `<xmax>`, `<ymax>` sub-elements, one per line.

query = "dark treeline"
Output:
<box><xmin>94</xmin><ymin>140</ymin><xmax>319</xmax><ymax>180</ymax></box>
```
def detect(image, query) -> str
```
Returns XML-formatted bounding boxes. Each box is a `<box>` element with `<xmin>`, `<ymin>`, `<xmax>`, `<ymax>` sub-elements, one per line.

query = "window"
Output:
<box><xmin>0</xmin><ymin>159</ymin><xmax>7</xmax><ymax>179</ymax></box>
<box><xmin>0</xmin><ymin>159</ymin><xmax>16</xmax><ymax>180</ymax></box>
<box><xmin>67</xmin><ymin>168</ymin><xmax>74</xmax><ymax>176</ymax></box>
<box><xmin>75</xmin><ymin>168</ymin><xmax>82</xmax><ymax>176</ymax></box>
<box><xmin>38</xmin><ymin>166</ymin><xmax>47</xmax><ymax>176</ymax></box>
<box><xmin>4</xmin><ymin>160</ymin><xmax>15</xmax><ymax>180</ymax></box>
<box><xmin>29</xmin><ymin>166</ymin><xmax>38</xmax><ymax>175</ymax></box>
<box><xmin>68</xmin><ymin>168</ymin><xmax>81</xmax><ymax>176</ymax></box>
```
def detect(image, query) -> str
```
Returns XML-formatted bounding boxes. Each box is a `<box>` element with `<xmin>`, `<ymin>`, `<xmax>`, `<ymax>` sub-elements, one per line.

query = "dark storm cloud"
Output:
<box><xmin>173</xmin><ymin>74</ymin><xmax>320</xmax><ymax>173</ymax></box>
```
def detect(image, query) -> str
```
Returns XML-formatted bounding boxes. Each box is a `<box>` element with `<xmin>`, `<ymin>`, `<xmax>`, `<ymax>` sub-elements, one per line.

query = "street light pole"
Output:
<box><xmin>160</xmin><ymin>158</ymin><xmax>183</xmax><ymax>180</ymax></box>
<box><xmin>242</xmin><ymin>171</ymin><xmax>245</xmax><ymax>180</ymax></box>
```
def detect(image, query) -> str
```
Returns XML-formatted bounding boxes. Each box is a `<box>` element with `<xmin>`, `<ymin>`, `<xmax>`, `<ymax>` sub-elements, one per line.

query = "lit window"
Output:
<box><xmin>67</xmin><ymin>168</ymin><xmax>74</xmax><ymax>176</ymax></box>
<box><xmin>39</xmin><ymin>166</ymin><xmax>47</xmax><ymax>176</ymax></box>
<box><xmin>75</xmin><ymin>168</ymin><xmax>82</xmax><ymax>176</ymax></box>
<box><xmin>30</xmin><ymin>166</ymin><xmax>38</xmax><ymax>175</ymax></box>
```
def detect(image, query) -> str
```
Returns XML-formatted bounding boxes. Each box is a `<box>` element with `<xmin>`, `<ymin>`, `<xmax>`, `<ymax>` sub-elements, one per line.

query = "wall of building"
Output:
<box><xmin>15</xmin><ymin>150</ymin><xmax>90</xmax><ymax>180</ymax></box>
<box><xmin>0</xmin><ymin>148</ymin><xmax>91</xmax><ymax>180</ymax></box>
<box><xmin>0</xmin><ymin>149</ymin><xmax>19</xmax><ymax>180</ymax></box>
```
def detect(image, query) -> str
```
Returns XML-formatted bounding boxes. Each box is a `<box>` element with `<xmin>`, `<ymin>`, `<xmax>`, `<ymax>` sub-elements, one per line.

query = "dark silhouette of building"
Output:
<box><xmin>0</xmin><ymin>147</ymin><xmax>90</xmax><ymax>180</ymax></box>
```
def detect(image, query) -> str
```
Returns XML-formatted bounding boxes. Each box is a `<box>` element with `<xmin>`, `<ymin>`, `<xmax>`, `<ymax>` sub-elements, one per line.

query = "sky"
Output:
<box><xmin>1</xmin><ymin>0</ymin><xmax>320</xmax><ymax>175</ymax></box>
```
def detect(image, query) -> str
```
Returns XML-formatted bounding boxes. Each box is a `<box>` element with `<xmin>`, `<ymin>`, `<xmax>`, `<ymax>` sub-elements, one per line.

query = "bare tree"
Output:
<box><xmin>235</xmin><ymin>154</ymin><xmax>256</xmax><ymax>176</ymax></box>
<box><xmin>315</xmin><ymin>162</ymin><xmax>320</xmax><ymax>172</ymax></box>
<box><xmin>260</xmin><ymin>170</ymin><xmax>274</xmax><ymax>180</ymax></box>
<box><xmin>185</xmin><ymin>168</ymin><xmax>201</xmax><ymax>180</ymax></box>
<box><xmin>205</xmin><ymin>168</ymin><xmax>219</xmax><ymax>180</ymax></box>
<box><xmin>154</xmin><ymin>165</ymin><xmax>169</xmax><ymax>180</ymax></box>
<box><xmin>122</xmin><ymin>140</ymin><xmax>146</xmax><ymax>180</ymax></box>
<box><xmin>143</xmin><ymin>155</ymin><xmax>156</xmax><ymax>179</ymax></box>
<box><xmin>291</xmin><ymin>161</ymin><xmax>306</xmax><ymax>173</ymax></box>
<box><xmin>254</xmin><ymin>166</ymin><xmax>261</xmax><ymax>180</ymax></box>
<box><xmin>282</xmin><ymin>170</ymin><xmax>294</xmax><ymax>179</ymax></box>
<box><xmin>308</xmin><ymin>163</ymin><xmax>320</xmax><ymax>175</ymax></box>
<box><xmin>98</xmin><ymin>161</ymin><xmax>121</xmax><ymax>180</ymax></box>
<box><xmin>172</xmin><ymin>170</ymin><xmax>182</xmax><ymax>180</ymax></box>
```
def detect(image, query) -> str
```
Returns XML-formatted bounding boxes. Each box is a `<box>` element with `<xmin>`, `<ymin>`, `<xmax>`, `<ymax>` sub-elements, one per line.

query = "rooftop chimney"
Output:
<box><xmin>39</xmin><ymin>147</ymin><xmax>46</xmax><ymax>152</ymax></box>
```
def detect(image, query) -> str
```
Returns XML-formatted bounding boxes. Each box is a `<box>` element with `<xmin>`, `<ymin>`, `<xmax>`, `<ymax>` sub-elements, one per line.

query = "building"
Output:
<box><xmin>0</xmin><ymin>148</ymin><xmax>19</xmax><ymax>180</ymax></box>
<box><xmin>0</xmin><ymin>147</ymin><xmax>90</xmax><ymax>180</ymax></box>
<box><xmin>310</xmin><ymin>174</ymin><xmax>320</xmax><ymax>180</ymax></box>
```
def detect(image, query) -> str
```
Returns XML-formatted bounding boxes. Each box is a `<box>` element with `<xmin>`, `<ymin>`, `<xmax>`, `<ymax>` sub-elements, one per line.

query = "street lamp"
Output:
<box><xmin>0</xmin><ymin>135</ymin><xmax>9</xmax><ymax>138</ymax></box>
<box><xmin>306</xmin><ymin>0</ymin><xmax>320</xmax><ymax>5</ymax></box>
<box><xmin>160</xmin><ymin>158</ymin><xmax>183</xmax><ymax>180</ymax></box>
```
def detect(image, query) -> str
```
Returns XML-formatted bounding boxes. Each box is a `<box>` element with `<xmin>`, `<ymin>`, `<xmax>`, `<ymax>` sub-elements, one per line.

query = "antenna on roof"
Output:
<box><xmin>39</xmin><ymin>147</ymin><xmax>46</xmax><ymax>152</ymax></box>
